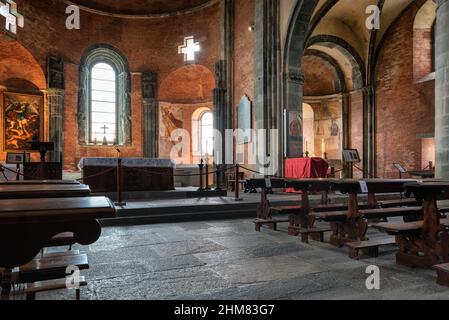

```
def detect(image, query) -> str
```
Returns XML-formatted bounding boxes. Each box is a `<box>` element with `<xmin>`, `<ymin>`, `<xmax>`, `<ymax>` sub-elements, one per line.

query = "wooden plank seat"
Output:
<box><xmin>346</xmin><ymin>237</ymin><xmax>396</xmax><ymax>259</ymax></box>
<box><xmin>433</xmin><ymin>263</ymin><xmax>449</xmax><ymax>286</ymax></box>
<box><xmin>25</xmin><ymin>276</ymin><xmax>88</xmax><ymax>300</ymax></box>
<box><xmin>311</xmin><ymin>210</ymin><xmax>348</xmax><ymax>222</ymax></box>
<box><xmin>271</xmin><ymin>205</ymin><xmax>305</xmax><ymax>215</ymax></box>
<box><xmin>373</xmin><ymin>221</ymin><xmax>423</xmax><ymax>235</ymax></box>
<box><xmin>17</xmin><ymin>253</ymin><xmax>89</xmax><ymax>284</ymax></box>
<box><xmin>254</xmin><ymin>218</ymin><xmax>289</xmax><ymax>232</ymax></box>
<box><xmin>378</xmin><ymin>198</ymin><xmax>421</xmax><ymax>208</ymax></box>
<box><xmin>359</xmin><ymin>207</ymin><xmax>423</xmax><ymax>220</ymax></box>
<box><xmin>290</xmin><ymin>226</ymin><xmax>332</xmax><ymax>243</ymax></box>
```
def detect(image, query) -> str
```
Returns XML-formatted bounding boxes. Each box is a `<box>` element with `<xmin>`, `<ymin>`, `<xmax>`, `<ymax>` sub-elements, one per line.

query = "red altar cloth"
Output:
<box><xmin>285</xmin><ymin>158</ymin><xmax>329</xmax><ymax>193</ymax></box>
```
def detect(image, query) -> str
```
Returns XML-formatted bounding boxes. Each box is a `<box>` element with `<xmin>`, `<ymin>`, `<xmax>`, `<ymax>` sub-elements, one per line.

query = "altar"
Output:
<box><xmin>79</xmin><ymin>158</ymin><xmax>175</xmax><ymax>193</ymax></box>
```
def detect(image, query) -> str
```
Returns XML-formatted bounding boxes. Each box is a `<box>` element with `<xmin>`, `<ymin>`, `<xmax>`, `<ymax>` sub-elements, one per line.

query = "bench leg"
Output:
<box><xmin>76</xmin><ymin>289</ymin><xmax>81</xmax><ymax>301</ymax></box>
<box><xmin>272</xmin><ymin>223</ymin><xmax>277</xmax><ymax>231</ymax></box>
<box><xmin>288</xmin><ymin>226</ymin><xmax>300</xmax><ymax>237</ymax></box>
<box><xmin>348</xmin><ymin>248</ymin><xmax>359</xmax><ymax>260</ymax></box>
<box><xmin>436</xmin><ymin>270</ymin><xmax>449</xmax><ymax>286</ymax></box>
<box><xmin>310</xmin><ymin>232</ymin><xmax>324</xmax><ymax>242</ymax></box>
<box><xmin>301</xmin><ymin>233</ymin><xmax>309</xmax><ymax>244</ymax></box>
<box><xmin>26</xmin><ymin>292</ymin><xmax>36</xmax><ymax>300</ymax></box>
<box><xmin>255</xmin><ymin>223</ymin><xmax>261</xmax><ymax>232</ymax></box>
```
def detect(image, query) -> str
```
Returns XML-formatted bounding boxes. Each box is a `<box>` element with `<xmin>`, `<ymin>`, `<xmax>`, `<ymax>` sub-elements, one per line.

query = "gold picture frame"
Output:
<box><xmin>2</xmin><ymin>92</ymin><xmax>44</xmax><ymax>152</ymax></box>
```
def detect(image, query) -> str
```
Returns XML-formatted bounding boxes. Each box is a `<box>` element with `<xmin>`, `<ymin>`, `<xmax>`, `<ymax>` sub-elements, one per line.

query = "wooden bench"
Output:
<box><xmin>254</xmin><ymin>218</ymin><xmax>289</xmax><ymax>232</ymax></box>
<box><xmin>312</xmin><ymin>210</ymin><xmax>348</xmax><ymax>222</ymax></box>
<box><xmin>297</xmin><ymin>227</ymin><xmax>332</xmax><ymax>243</ymax></box>
<box><xmin>25</xmin><ymin>276</ymin><xmax>88</xmax><ymax>300</ymax></box>
<box><xmin>359</xmin><ymin>207</ymin><xmax>423</xmax><ymax>220</ymax></box>
<box><xmin>378</xmin><ymin>198</ymin><xmax>421</xmax><ymax>208</ymax></box>
<box><xmin>346</xmin><ymin>237</ymin><xmax>396</xmax><ymax>259</ymax></box>
<box><xmin>433</xmin><ymin>263</ymin><xmax>449</xmax><ymax>286</ymax></box>
<box><xmin>17</xmin><ymin>253</ymin><xmax>89</xmax><ymax>283</ymax></box>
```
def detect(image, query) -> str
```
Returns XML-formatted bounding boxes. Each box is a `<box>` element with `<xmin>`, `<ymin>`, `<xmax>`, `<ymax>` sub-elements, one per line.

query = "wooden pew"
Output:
<box><xmin>0</xmin><ymin>196</ymin><xmax>116</xmax><ymax>299</ymax></box>
<box><xmin>0</xmin><ymin>183</ymin><xmax>90</xmax><ymax>199</ymax></box>
<box><xmin>375</xmin><ymin>182</ymin><xmax>449</xmax><ymax>273</ymax></box>
<box><xmin>282</xmin><ymin>179</ymin><xmax>334</xmax><ymax>242</ymax></box>
<box><xmin>312</xmin><ymin>179</ymin><xmax>419</xmax><ymax>252</ymax></box>
<box><xmin>249</xmin><ymin>178</ymin><xmax>290</xmax><ymax>231</ymax></box>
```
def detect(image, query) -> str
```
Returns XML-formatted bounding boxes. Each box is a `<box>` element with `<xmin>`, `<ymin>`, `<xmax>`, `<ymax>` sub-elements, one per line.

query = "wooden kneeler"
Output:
<box><xmin>26</xmin><ymin>276</ymin><xmax>88</xmax><ymax>300</ymax></box>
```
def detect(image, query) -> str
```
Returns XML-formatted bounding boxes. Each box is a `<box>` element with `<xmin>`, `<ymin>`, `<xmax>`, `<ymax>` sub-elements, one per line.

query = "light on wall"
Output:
<box><xmin>0</xmin><ymin>0</ymin><xmax>24</xmax><ymax>35</ymax></box>
<box><xmin>178</xmin><ymin>36</ymin><xmax>200</xmax><ymax>62</ymax></box>
<box><xmin>248</xmin><ymin>23</ymin><xmax>255</xmax><ymax>32</ymax></box>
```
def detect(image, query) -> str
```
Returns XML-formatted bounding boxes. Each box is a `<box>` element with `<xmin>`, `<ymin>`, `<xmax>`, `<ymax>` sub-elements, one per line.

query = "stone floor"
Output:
<box><xmin>38</xmin><ymin>218</ymin><xmax>449</xmax><ymax>300</ymax></box>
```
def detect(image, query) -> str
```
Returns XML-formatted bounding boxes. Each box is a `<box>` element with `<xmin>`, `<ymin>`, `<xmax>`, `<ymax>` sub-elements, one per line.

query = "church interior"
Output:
<box><xmin>1</xmin><ymin>0</ymin><xmax>449</xmax><ymax>302</ymax></box>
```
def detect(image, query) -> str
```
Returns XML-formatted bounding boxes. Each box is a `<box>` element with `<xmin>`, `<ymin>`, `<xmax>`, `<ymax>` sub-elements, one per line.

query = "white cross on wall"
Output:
<box><xmin>178</xmin><ymin>36</ymin><xmax>200</xmax><ymax>62</ymax></box>
<box><xmin>0</xmin><ymin>0</ymin><xmax>24</xmax><ymax>35</ymax></box>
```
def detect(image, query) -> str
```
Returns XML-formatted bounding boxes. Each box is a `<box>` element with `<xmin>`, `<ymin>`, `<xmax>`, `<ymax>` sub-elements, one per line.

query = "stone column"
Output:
<box><xmin>362</xmin><ymin>85</ymin><xmax>375</xmax><ymax>178</ymax></box>
<box><xmin>254</xmin><ymin>0</ymin><xmax>281</xmax><ymax>170</ymax></box>
<box><xmin>141</xmin><ymin>72</ymin><xmax>158</xmax><ymax>158</ymax></box>
<box><xmin>213</xmin><ymin>61</ymin><xmax>228</xmax><ymax>187</ymax></box>
<box><xmin>284</xmin><ymin>70</ymin><xmax>304</xmax><ymax>158</ymax></box>
<box><xmin>47</xmin><ymin>56</ymin><xmax>65</xmax><ymax>163</ymax></box>
<box><xmin>435</xmin><ymin>0</ymin><xmax>449</xmax><ymax>178</ymax></box>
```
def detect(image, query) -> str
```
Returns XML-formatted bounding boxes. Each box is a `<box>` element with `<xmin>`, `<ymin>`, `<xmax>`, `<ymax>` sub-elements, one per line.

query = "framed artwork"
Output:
<box><xmin>237</xmin><ymin>95</ymin><xmax>252</xmax><ymax>145</ymax></box>
<box><xmin>2</xmin><ymin>92</ymin><xmax>44</xmax><ymax>152</ymax></box>
<box><xmin>6</xmin><ymin>152</ymin><xmax>31</xmax><ymax>164</ymax></box>
<box><xmin>287</xmin><ymin>110</ymin><xmax>303</xmax><ymax>157</ymax></box>
<box><xmin>342</xmin><ymin>149</ymin><xmax>361</xmax><ymax>163</ymax></box>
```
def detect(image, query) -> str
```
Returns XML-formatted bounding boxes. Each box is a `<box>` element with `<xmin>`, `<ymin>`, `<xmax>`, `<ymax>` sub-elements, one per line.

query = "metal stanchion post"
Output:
<box><xmin>205</xmin><ymin>161</ymin><xmax>211</xmax><ymax>191</ymax></box>
<box><xmin>198</xmin><ymin>159</ymin><xmax>204</xmax><ymax>191</ymax></box>
<box><xmin>114</xmin><ymin>158</ymin><xmax>126</xmax><ymax>206</ymax></box>
<box><xmin>234</xmin><ymin>164</ymin><xmax>243</xmax><ymax>201</ymax></box>
<box><xmin>214</xmin><ymin>164</ymin><xmax>222</xmax><ymax>191</ymax></box>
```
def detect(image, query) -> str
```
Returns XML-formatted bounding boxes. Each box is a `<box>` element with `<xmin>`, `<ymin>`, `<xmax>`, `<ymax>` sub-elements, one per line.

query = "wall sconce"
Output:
<box><xmin>248</xmin><ymin>23</ymin><xmax>255</xmax><ymax>32</ymax></box>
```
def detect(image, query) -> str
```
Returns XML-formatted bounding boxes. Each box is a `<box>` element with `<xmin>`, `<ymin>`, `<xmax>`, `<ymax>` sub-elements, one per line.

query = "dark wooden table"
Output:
<box><xmin>0</xmin><ymin>196</ymin><xmax>116</xmax><ymax>298</ymax></box>
<box><xmin>0</xmin><ymin>184</ymin><xmax>91</xmax><ymax>199</ymax></box>
<box><xmin>325</xmin><ymin>179</ymin><xmax>418</xmax><ymax>247</ymax></box>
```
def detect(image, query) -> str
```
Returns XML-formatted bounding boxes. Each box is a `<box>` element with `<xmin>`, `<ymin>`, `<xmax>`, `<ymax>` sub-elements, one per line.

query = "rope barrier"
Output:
<box><xmin>353</xmin><ymin>164</ymin><xmax>378</xmax><ymax>179</ymax></box>
<box><xmin>0</xmin><ymin>164</ymin><xmax>23</xmax><ymax>176</ymax></box>
<box><xmin>76</xmin><ymin>167</ymin><xmax>116</xmax><ymax>182</ymax></box>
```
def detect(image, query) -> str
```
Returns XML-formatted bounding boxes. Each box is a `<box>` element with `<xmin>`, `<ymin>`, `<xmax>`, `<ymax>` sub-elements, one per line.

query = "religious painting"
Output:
<box><xmin>237</xmin><ymin>95</ymin><xmax>252</xmax><ymax>145</ymax></box>
<box><xmin>159</xmin><ymin>103</ymin><xmax>185</xmax><ymax>160</ymax></box>
<box><xmin>312</xmin><ymin>101</ymin><xmax>343</xmax><ymax>160</ymax></box>
<box><xmin>287</xmin><ymin>110</ymin><xmax>303</xmax><ymax>157</ymax></box>
<box><xmin>2</xmin><ymin>92</ymin><xmax>43</xmax><ymax>152</ymax></box>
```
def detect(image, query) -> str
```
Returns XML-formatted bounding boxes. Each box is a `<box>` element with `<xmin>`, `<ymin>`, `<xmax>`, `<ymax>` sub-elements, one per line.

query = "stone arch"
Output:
<box><xmin>307</xmin><ymin>35</ymin><xmax>366</xmax><ymax>90</ymax></box>
<box><xmin>0</xmin><ymin>39</ymin><xmax>46</xmax><ymax>91</ymax></box>
<box><xmin>283</xmin><ymin>0</ymin><xmax>319</xmax><ymax>158</ymax></box>
<box><xmin>413</xmin><ymin>0</ymin><xmax>436</xmax><ymax>80</ymax></box>
<box><xmin>78</xmin><ymin>44</ymin><xmax>131</xmax><ymax>146</ymax></box>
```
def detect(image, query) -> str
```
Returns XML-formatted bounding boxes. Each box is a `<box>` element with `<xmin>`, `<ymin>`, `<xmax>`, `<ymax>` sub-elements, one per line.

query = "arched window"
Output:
<box><xmin>78</xmin><ymin>44</ymin><xmax>131</xmax><ymax>146</ymax></box>
<box><xmin>90</xmin><ymin>62</ymin><xmax>117</xmax><ymax>144</ymax></box>
<box><xmin>200</xmin><ymin>111</ymin><xmax>213</xmax><ymax>156</ymax></box>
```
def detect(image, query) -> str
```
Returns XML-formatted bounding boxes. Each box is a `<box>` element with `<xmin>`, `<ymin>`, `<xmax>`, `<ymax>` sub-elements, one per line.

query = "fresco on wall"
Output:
<box><xmin>288</xmin><ymin>110</ymin><xmax>303</xmax><ymax>157</ymax></box>
<box><xmin>312</xmin><ymin>101</ymin><xmax>342</xmax><ymax>160</ymax></box>
<box><xmin>159</xmin><ymin>104</ymin><xmax>184</xmax><ymax>159</ymax></box>
<box><xmin>2</xmin><ymin>92</ymin><xmax>43</xmax><ymax>151</ymax></box>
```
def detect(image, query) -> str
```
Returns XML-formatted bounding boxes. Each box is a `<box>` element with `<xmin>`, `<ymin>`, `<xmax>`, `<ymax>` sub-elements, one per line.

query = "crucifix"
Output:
<box><xmin>101</xmin><ymin>125</ymin><xmax>109</xmax><ymax>146</ymax></box>
<box><xmin>0</xmin><ymin>0</ymin><xmax>24</xmax><ymax>35</ymax></box>
<box><xmin>178</xmin><ymin>36</ymin><xmax>200</xmax><ymax>62</ymax></box>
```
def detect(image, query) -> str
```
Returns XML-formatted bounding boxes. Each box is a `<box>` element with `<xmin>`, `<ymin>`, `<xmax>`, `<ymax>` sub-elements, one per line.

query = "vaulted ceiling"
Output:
<box><xmin>304</xmin><ymin>0</ymin><xmax>435</xmax><ymax>91</ymax></box>
<box><xmin>66</xmin><ymin>0</ymin><xmax>216</xmax><ymax>16</ymax></box>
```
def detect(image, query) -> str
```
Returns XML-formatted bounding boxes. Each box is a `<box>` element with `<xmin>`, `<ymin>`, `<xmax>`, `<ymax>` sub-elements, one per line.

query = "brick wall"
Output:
<box><xmin>375</xmin><ymin>5</ymin><xmax>435</xmax><ymax>178</ymax></box>
<box><xmin>0</xmin><ymin>0</ymin><xmax>221</xmax><ymax>170</ymax></box>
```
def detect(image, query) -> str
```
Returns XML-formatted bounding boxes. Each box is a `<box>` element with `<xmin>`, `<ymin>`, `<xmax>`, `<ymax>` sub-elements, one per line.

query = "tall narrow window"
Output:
<box><xmin>200</xmin><ymin>111</ymin><xmax>214</xmax><ymax>156</ymax></box>
<box><xmin>90</xmin><ymin>62</ymin><xmax>117</xmax><ymax>144</ymax></box>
